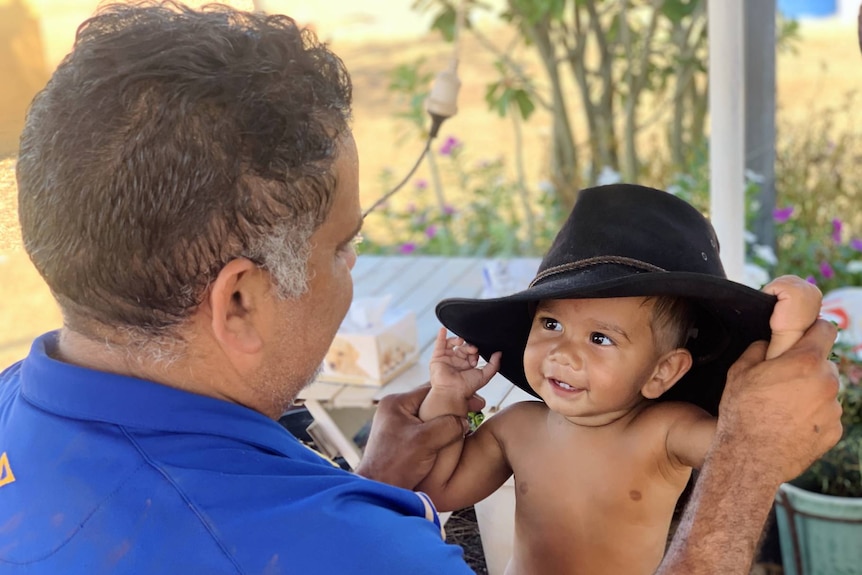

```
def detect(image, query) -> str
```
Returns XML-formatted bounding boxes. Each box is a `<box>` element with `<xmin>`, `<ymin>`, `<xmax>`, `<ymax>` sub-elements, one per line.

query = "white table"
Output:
<box><xmin>295</xmin><ymin>255</ymin><xmax>539</xmax><ymax>469</ymax></box>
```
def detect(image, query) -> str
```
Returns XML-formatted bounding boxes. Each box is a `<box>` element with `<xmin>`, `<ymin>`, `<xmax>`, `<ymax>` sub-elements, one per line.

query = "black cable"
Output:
<box><xmin>361</xmin><ymin>114</ymin><xmax>448</xmax><ymax>219</ymax></box>
<box><xmin>362</xmin><ymin>135</ymin><xmax>433</xmax><ymax>218</ymax></box>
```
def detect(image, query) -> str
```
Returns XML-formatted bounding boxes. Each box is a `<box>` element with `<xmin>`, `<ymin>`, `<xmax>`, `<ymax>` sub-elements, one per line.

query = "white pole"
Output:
<box><xmin>708</xmin><ymin>0</ymin><xmax>746</xmax><ymax>282</ymax></box>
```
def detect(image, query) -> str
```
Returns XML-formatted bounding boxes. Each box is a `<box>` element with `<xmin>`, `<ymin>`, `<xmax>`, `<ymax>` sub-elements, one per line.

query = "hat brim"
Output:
<box><xmin>436</xmin><ymin>267</ymin><xmax>777</xmax><ymax>415</ymax></box>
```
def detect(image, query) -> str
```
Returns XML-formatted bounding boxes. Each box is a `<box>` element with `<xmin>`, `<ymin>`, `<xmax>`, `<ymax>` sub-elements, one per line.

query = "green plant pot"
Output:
<box><xmin>774</xmin><ymin>482</ymin><xmax>862</xmax><ymax>575</ymax></box>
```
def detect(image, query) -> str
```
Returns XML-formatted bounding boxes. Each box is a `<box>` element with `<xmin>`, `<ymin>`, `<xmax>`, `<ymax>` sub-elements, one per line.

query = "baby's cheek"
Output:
<box><xmin>522</xmin><ymin>342</ymin><xmax>543</xmax><ymax>383</ymax></box>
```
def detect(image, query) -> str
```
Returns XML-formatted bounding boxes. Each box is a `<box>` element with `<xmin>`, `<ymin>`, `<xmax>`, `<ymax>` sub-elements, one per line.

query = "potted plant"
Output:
<box><xmin>774</xmin><ymin>336</ymin><xmax>862</xmax><ymax>575</ymax></box>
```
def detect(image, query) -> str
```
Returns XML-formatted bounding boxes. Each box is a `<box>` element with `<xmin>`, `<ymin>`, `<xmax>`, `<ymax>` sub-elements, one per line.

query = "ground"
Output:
<box><xmin>446</xmin><ymin>506</ymin><xmax>489</xmax><ymax>575</ymax></box>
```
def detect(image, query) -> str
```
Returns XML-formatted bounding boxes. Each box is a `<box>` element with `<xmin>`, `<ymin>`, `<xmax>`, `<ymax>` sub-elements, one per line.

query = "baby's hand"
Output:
<box><xmin>763</xmin><ymin>275</ymin><xmax>822</xmax><ymax>359</ymax></box>
<box><xmin>429</xmin><ymin>327</ymin><xmax>501</xmax><ymax>398</ymax></box>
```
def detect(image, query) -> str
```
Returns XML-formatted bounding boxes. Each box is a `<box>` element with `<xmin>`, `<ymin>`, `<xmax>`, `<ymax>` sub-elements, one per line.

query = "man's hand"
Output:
<box><xmin>718</xmin><ymin>317</ymin><xmax>842</xmax><ymax>484</ymax></box>
<box><xmin>355</xmin><ymin>384</ymin><xmax>485</xmax><ymax>490</ymax></box>
<box><xmin>658</xmin><ymin>319</ymin><xmax>842</xmax><ymax>575</ymax></box>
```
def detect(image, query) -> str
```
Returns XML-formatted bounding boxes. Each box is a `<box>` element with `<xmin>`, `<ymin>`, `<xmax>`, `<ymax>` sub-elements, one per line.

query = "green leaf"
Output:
<box><xmin>660</xmin><ymin>0</ymin><xmax>699</xmax><ymax>24</ymax></box>
<box><xmin>513</xmin><ymin>89</ymin><xmax>536</xmax><ymax>120</ymax></box>
<box><xmin>431</xmin><ymin>8</ymin><xmax>457</xmax><ymax>41</ymax></box>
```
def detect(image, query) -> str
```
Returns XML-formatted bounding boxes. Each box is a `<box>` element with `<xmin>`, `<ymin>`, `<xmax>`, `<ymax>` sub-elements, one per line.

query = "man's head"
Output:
<box><xmin>523</xmin><ymin>295</ymin><xmax>694</xmax><ymax>424</ymax></box>
<box><xmin>17</xmin><ymin>1</ymin><xmax>353</xmax><ymax>345</ymax></box>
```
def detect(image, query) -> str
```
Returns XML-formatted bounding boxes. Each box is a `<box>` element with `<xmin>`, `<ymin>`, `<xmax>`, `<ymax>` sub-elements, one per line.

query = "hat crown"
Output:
<box><xmin>538</xmin><ymin>184</ymin><xmax>725</xmax><ymax>283</ymax></box>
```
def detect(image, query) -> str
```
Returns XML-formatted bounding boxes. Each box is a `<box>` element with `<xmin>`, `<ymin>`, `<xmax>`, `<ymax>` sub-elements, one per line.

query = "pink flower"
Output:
<box><xmin>425</xmin><ymin>225</ymin><xmax>438</xmax><ymax>239</ymax></box>
<box><xmin>442</xmin><ymin>204</ymin><xmax>457</xmax><ymax>216</ymax></box>
<box><xmin>851</xmin><ymin>238</ymin><xmax>862</xmax><ymax>252</ymax></box>
<box><xmin>773</xmin><ymin>206</ymin><xmax>794</xmax><ymax>223</ymax></box>
<box><xmin>399</xmin><ymin>243</ymin><xmax>417</xmax><ymax>255</ymax></box>
<box><xmin>415</xmin><ymin>179</ymin><xmax>428</xmax><ymax>190</ymax></box>
<box><xmin>439</xmin><ymin>136</ymin><xmax>461</xmax><ymax>156</ymax></box>
<box><xmin>820</xmin><ymin>261</ymin><xmax>835</xmax><ymax>279</ymax></box>
<box><xmin>406</xmin><ymin>203</ymin><xmax>417</xmax><ymax>214</ymax></box>
<box><xmin>832</xmin><ymin>219</ymin><xmax>843</xmax><ymax>243</ymax></box>
<box><xmin>806</xmin><ymin>276</ymin><xmax>817</xmax><ymax>285</ymax></box>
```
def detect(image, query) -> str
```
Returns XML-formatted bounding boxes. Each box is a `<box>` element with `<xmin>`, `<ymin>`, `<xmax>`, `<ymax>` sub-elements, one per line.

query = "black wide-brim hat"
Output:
<box><xmin>437</xmin><ymin>184</ymin><xmax>777</xmax><ymax>416</ymax></box>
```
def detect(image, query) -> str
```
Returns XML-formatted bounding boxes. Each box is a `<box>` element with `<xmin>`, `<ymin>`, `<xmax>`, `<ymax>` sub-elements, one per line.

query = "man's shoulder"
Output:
<box><xmin>0</xmin><ymin>411</ymin><xmax>468</xmax><ymax>574</ymax></box>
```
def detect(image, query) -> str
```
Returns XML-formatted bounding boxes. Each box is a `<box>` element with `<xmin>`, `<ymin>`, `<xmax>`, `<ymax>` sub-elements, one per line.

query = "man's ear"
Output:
<box><xmin>641</xmin><ymin>348</ymin><xmax>694</xmax><ymax>400</ymax></box>
<box><xmin>207</xmin><ymin>258</ymin><xmax>269</xmax><ymax>357</ymax></box>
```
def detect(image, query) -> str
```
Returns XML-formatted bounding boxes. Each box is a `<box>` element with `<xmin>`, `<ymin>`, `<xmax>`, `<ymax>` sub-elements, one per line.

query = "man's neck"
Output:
<box><xmin>53</xmin><ymin>327</ymin><xmax>270</xmax><ymax>414</ymax></box>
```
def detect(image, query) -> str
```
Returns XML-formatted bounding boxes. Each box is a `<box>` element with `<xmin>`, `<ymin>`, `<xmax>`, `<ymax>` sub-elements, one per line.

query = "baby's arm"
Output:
<box><xmin>763</xmin><ymin>275</ymin><xmax>822</xmax><ymax>360</ymax></box>
<box><xmin>416</xmin><ymin>411</ymin><xmax>514</xmax><ymax>511</ymax></box>
<box><xmin>665</xmin><ymin>404</ymin><xmax>717</xmax><ymax>470</ymax></box>
<box><xmin>417</xmin><ymin>328</ymin><xmax>506</xmax><ymax>510</ymax></box>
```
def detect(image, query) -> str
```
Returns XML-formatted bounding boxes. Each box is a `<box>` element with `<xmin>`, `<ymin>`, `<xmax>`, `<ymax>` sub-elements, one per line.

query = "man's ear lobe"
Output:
<box><xmin>641</xmin><ymin>349</ymin><xmax>694</xmax><ymax>400</ymax></box>
<box><xmin>208</xmin><ymin>258</ymin><xmax>266</xmax><ymax>355</ymax></box>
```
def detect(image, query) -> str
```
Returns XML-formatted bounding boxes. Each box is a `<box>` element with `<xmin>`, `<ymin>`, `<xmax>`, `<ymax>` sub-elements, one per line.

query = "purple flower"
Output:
<box><xmin>442</xmin><ymin>204</ymin><xmax>457</xmax><ymax>216</ymax></box>
<box><xmin>820</xmin><ymin>261</ymin><xmax>835</xmax><ymax>279</ymax></box>
<box><xmin>425</xmin><ymin>225</ymin><xmax>438</xmax><ymax>239</ymax></box>
<box><xmin>399</xmin><ymin>243</ymin><xmax>417</xmax><ymax>255</ymax></box>
<box><xmin>414</xmin><ymin>179</ymin><xmax>428</xmax><ymax>190</ymax></box>
<box><xmin>806</xmin><ymin>276</ymin><xmax>817</xmax><ymax>285</ymax></box>
<box><xmin>851</xmin><ymin>238</ymin><xmax>862</xmax><ymax>252</ymax></box>
<box><xmin>832</xmin><ymin>219</ymin><xmax>843</xmax><ymax>243</ymax></box>
<box><xmin>773</xmin><ymin>206</ymin><xmax>794</xmax><ymax>223</ymax></box>
<box><xmin>439</xmin><ymin>136</ymin><xmax>461</xmax><ymax>156</ymax></box>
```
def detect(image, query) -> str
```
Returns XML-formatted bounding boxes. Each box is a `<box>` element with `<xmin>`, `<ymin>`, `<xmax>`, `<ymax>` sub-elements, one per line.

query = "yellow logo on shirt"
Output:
<box><xmin>0</xmin><ymin>452</ymin><xmax>15</xmax><ymax>488</ymax></box>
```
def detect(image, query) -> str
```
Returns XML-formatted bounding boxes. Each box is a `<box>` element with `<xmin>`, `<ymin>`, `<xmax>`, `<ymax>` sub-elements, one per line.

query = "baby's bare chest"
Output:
<box><xmin>504</xmin><ymin>424</ymin><xmax>681</xmax><ymax>522</ymax></box>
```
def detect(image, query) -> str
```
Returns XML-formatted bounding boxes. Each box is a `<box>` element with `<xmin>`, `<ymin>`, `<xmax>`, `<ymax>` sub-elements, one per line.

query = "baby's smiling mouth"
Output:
<box><xmin>549</xmin><ymin>378</ymin><xmax>585</xmax><ymax>392</ymax></box>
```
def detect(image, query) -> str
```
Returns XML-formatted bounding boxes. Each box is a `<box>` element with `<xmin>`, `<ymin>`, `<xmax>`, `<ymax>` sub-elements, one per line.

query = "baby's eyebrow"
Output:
<box><xmin>593</xmin><ymin>320</ymin><xmax>631</xmax><ymax>343</ymax></box>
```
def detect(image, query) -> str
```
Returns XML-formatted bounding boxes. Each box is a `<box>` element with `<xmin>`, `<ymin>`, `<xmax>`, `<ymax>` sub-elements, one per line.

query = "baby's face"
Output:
<box><xmin>523</xmin><ymin>297</ymin><xmax>663</xmax><ymax>424</ymax></box>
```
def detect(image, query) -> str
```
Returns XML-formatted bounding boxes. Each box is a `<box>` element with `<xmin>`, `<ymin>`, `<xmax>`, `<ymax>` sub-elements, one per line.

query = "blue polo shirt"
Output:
<box><xmin>0</xmin><ymin>332</ymin><xmax>473</xmax><ymax>574</ymax></box>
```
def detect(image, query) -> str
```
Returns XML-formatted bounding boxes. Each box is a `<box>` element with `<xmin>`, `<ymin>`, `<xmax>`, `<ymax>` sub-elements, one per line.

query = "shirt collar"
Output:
<box><xmin>20</xmin><ymin>332</ymin><xmax>317</xmax><ymax>461</ymax></box>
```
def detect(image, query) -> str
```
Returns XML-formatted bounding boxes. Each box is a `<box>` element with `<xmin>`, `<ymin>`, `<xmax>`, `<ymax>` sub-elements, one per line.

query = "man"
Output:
<box><xmin>0</xmin><ymin>2</ymin><xmax>842</xmax><ymax>574</ymax></box>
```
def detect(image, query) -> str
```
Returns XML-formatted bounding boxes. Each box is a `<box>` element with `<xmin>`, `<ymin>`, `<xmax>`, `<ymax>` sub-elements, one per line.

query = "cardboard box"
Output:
<box><xmin>319</xmin><ymin>308</ymin><xmax>419</xmax><ymax>386</ymax></box>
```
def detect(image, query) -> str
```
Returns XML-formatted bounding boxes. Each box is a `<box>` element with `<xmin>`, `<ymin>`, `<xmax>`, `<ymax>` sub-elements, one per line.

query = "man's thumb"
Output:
<box><xmin>735</xmin><ymin>339</ymin><xmax>769</xmax><ymax>370</ymax></box>
<box><xmin>420</xmin><ymin>413</ymin><xmax>469</xmax><ymax>451</ymax></box>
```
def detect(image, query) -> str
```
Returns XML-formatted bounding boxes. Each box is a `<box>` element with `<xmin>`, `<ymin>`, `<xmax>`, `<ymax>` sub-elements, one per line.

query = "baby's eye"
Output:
<box><xmin>590</xmin><ymin>332</ymin><xmax>613</xmax><ymax>346</ymax></box>
<box><xmin>541</xmin><ymin>318</ymin><xmax>562</xmax><ymax>331</ymax></box>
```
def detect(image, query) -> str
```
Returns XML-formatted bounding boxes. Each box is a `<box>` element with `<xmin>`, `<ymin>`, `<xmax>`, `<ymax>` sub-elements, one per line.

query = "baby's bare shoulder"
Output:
<box><xmin>632</xmin><ymin>401</ymin><xmax>710</xmax><ymax>432</ymax></box>
<box><xmin>492</xmin><ymin>400</ymin><xmax>548</xmax><ymax>422</ymax></box>
<box><xmin>483</xmin><ymin>400</ymin><xmax>548</xmax><ymax>436</ymax></box>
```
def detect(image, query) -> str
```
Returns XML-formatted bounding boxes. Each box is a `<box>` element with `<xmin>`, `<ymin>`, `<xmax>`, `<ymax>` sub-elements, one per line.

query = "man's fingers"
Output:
<box><xmin>420</xmin><ymin>413</ymin><xmax>470</xmax><ymax>451</ymax></box>
<box><xmin>791</xmin><ymin>318</ymin><xmax>838</xmax><ymax>360</ymax></box>
<box><xmin>467</xmin><ymin>393</ymin><xmax>486</xmax><ymax>413</ymax></box>
<box><xmin>732</xmin><ymin>339</ymin><xmax>768</xmax><ymax>372</ymax></box>
<box><xmin>387</xmin><ymin>384</ymin><xmax>431</xmax><ymax>416</ymax></box>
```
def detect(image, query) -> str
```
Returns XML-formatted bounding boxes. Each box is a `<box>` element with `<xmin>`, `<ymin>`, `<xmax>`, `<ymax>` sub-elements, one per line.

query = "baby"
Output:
<box><xmin>417</xmin><ymin>184</ymin><xmax>821</xmax><ymax>575</ymax></box>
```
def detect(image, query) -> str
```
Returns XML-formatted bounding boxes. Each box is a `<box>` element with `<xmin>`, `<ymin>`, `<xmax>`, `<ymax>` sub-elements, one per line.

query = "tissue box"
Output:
<box><xmin>319</xmin><ymin>309</ymin><xmax>419</xmax><ymax>386</ymax></box>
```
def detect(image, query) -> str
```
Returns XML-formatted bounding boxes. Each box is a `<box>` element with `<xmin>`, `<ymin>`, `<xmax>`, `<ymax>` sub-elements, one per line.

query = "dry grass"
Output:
<box><xmin>2</xmin><ymin>18</ymin><xmax>862</xmax><ymax>370</ymax></box>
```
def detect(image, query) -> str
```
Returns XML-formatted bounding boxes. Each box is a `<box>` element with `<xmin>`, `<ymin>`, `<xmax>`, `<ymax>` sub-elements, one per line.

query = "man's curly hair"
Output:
<box><xmin>17</xmin><ymin>1</ymin><xmax>353</xmax><ymax>339</ymax></box>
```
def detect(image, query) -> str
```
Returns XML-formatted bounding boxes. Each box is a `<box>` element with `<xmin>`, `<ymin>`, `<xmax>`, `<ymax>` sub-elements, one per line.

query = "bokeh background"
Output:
<box><xmin>2</xmin><ymin>0</ymin><xmax>861</xmax><ymax>370</ymax></box>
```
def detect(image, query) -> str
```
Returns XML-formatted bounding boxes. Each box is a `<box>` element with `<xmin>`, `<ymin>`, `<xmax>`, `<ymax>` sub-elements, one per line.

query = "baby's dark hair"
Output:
<box><xmin>645</xmin><ymin>296</ymin><xmax>698</xmax><ymax>354</ymax></box>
